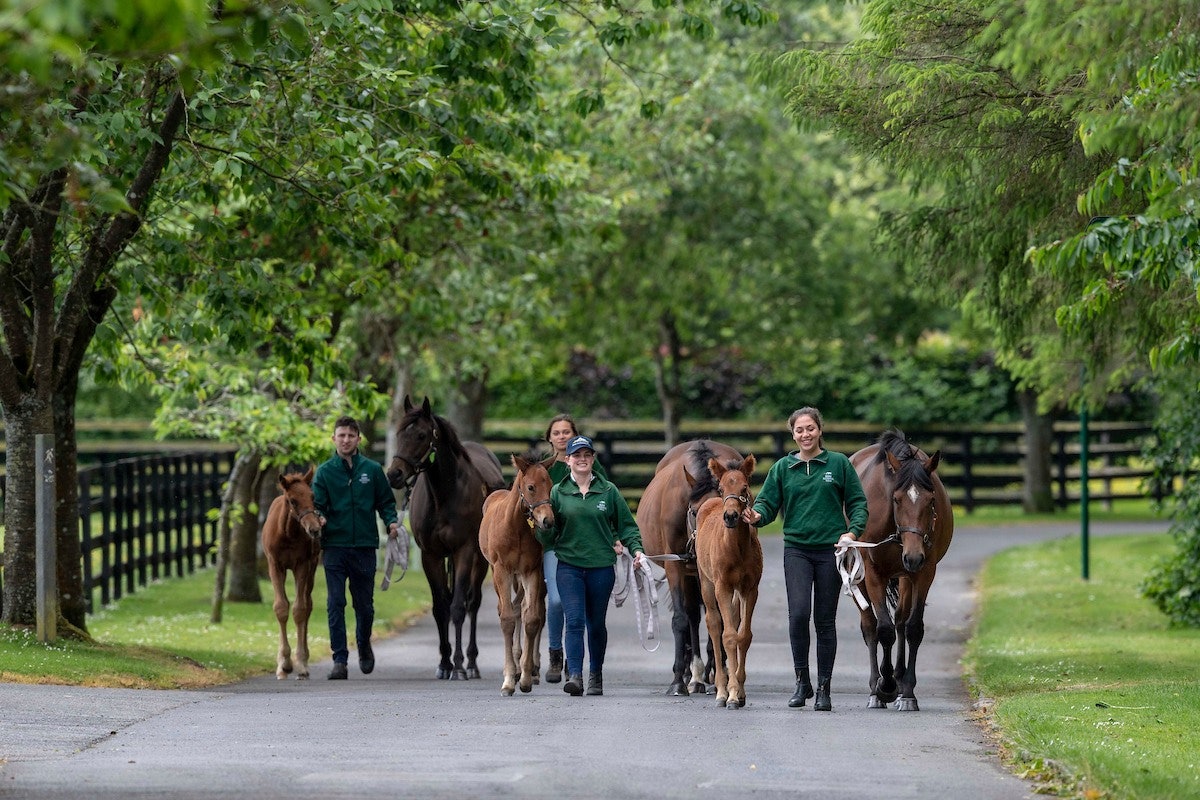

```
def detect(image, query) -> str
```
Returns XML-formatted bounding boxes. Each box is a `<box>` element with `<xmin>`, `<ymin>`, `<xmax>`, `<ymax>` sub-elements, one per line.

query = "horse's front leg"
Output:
<box><xmin>518</xmin><ymin>571</ymin><xmax>546</xmax><ymax>693</ymax></box>
<box><xmin>894</xmin><ymin>591</ymin><xmax>929</xmax><ymax>711</ymax></box>
<box><xmin>666</xmin><ymin>572</ymin><xmax>692</xmax><ymax>696</ymax></box>
<box><xmin>268</xmin><ymin>564</ymin><xmax>293</xmax><ymax>680</ymax></box>
<box><xmin>423</xmin><ymin>551</ymin><xmax>455</xmax><ymax>679</ymax></box>
<box><xmin>731</xmin><ymin>589</ymin><xmax>757</xmax><ymax>708</ymax></box>
<box><xmin>700</xmin><ymin>577</ymin><xmax>728</xmax><ymax>707</ymax></box>
<box><xmin>464</xmin><ymin>555</ymin><xmax>488</xmax><ymax>679</ymax></box>
<box><xmin>493</xmin><ymin>569</ymin><xmax>519</xmax><ymax>696</ymax></box>
<box><xmin>293</xmin><ymin>563</ymin><xmax>316</xmax><ymax>680</ymax></box>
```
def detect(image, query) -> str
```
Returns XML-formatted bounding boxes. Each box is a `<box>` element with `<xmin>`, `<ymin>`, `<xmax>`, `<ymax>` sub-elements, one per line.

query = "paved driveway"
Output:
<box><xmin>0</xmin><ymin>520</ymin><xmax>1168</xmax><ymax>799</ymax></box>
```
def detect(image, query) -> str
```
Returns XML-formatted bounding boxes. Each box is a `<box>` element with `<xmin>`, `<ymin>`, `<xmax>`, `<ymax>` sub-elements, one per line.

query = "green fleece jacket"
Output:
<box><xmin>312</xmin><ymin>451</ymin><xmax>398</xmax><ymax>549</ymax></box>
<box><xmin>538</xmin><ymin>472</ymin><xmax>642</xmax><ymax>568</ymax></box>
<box><xmin>751</xmin><ymin>449</ymin><xmax>868</xmax><ymax>549</ymax></box>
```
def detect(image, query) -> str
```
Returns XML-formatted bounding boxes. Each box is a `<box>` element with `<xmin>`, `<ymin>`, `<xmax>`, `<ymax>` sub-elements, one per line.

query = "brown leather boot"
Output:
<box><xmin>546</xmin><ymin>648</ymin><xmax>564</xmax><ymax>684</ymax></box>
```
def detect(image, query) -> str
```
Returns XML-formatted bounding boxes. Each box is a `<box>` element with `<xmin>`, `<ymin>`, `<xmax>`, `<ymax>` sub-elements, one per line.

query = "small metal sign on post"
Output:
<box><xmin>36</xmin><ymin>434</ymin><xmax>57</xmax><ymax>643</ymax></box>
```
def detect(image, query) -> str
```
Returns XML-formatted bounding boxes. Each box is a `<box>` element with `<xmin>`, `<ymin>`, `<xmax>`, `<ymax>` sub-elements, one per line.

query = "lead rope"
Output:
<box><xmin>834</xmin><ymin>535</ymin><xmax>897</xmax><ymax>611</ymax></box>
<box><xmin>613</xmin><ymin>551</ymin><xmax>662</xmax><ymax>651</ymax></box>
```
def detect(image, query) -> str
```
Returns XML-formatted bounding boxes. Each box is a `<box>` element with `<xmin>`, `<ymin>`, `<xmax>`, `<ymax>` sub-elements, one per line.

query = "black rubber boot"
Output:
<box><xmin>585</xmin><ymin>670</ymin><xmax>603</xmax><ymax>696</ymax></box>
<box><xmin>788</xmin><ymin>668</ymin><xmax>813</xmax><ymax>708</ymax></box>
<box><xmin>814</xmin><ymin>676</ymin><xmax>832</xmax><ymax>711</ymax></box>
<box><xmin>563</xmin><ymin>673</ymin><xmax>584</xmax><ymax>696</ymax></box>
<box><xmin>546</xmin><ymin>649</ymin><xmax>564</xmax><ymax>684</ymax></box>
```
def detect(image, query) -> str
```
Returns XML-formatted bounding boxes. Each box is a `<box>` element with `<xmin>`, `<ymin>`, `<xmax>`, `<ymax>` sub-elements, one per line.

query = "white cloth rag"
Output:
<box><xmin>380</xmin><ymin>523</ymin><xmax>410</xmax><ymax>590</ymax></box>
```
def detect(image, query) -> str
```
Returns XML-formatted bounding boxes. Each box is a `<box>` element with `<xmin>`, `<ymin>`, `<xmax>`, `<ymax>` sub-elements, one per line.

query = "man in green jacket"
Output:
<box><xmin>312</xmin><ymin>416</ymin><xmax>400</xmax><ymax>680</ymax></box>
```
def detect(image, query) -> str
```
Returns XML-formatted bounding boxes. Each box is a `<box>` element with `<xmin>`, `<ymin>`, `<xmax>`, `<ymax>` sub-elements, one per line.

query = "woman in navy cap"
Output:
<box><xmin>536</xmin><ymin>434</ymin><xmax>646</xmax><ymax>696</ymax></box>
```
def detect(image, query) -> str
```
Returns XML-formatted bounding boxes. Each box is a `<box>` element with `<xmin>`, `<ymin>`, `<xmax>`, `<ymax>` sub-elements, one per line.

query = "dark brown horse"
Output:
<box><xmin>261</xmin><ymin>467</ymin><xmax>323</xmax><ymax>680</ymax></box>
<box><xmin>637</xmin><ymin>439</ymin><xmax>745</xmax><ymax>696</ymax></box>
<box><xmin>479</xmin><ymin>454</ymin><xmax>556</xmax><ymax>696</ymax></box>
<box><xmin>386</xmin><ymin>396</ymin><xmax>505</xmax><ymax>680</ymax></box>
<box><xmin>849</xmin><ymin>429</ymin><xmax>954</xmax><ymax>711</ymax></box>
<box><xmin>694</xmin><ymin>455</ymin><xmax>761</xmax><ymax>709</ymax></box>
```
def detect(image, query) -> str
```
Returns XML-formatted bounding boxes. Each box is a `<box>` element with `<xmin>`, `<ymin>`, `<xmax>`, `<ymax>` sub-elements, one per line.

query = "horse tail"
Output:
<box><xmin>885</xmin><ymin>576</ymin><xmax>899</xmax><ymax>612</ymax></box>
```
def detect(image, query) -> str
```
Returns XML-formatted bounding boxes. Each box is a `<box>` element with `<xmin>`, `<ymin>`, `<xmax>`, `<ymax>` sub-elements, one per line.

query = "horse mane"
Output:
<box><xmin>873</xmin><ymin>429</ymin><xmax>934</xmax><ymax>491</ymax></box>
<box><xmin>686</xmin><ymin>440</ymin><xmax>739</xmax><ymax>505</ymax></box>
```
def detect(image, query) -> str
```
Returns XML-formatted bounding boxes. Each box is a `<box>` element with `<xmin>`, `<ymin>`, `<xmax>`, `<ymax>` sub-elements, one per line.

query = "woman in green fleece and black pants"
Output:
<box><xmin>744</xmin><ymin>407</ymin><xmax>868</xmax><ymax>711</ymax></box>
<box><xmin>536</xmin><ymin>434</ymin><xmax>646</xmax><ymax>697</ymax></box>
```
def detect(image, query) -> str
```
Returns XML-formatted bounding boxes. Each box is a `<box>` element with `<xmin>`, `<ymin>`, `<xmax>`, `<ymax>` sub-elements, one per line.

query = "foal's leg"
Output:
<box><xmin>268</xmin><ymin>561</ymin><xmax>293</xmax><ymax>680</ymax></box>
<box><xmin>716</xmin><ymin>584</ymin><xmax>744</xmax><ymax>709</ymax></box>
<box><xmin>293</xmin><ymin>561</ymin><xmax>316</xmax><ymax>679</ymax></box>
<box><xmin>700</xmin><ymin>576</ymin><xmax>728</xmax><ymax>707</ymax></box>
<box><xmin>733</xmin><ymin>588</ymin><xmax>758</xmax><ymax>708</ymax></box>
<box><xmin>493</xmin><ymin>567</ymin><xmax>519</xmax><ymax>696</ymax></box>
<box><xmin>518</xmin><ymin>570</ymin><xmax>545</xmax><ymax>693</ymax></box>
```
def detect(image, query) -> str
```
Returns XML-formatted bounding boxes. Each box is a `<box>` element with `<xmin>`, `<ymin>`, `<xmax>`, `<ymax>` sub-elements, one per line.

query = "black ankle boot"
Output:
<box><xmin>563</xmin><ymin>673</ymin><xmax>584</xmax><ymax>696</ymax></box>
<box><xmin>814</xmin><ymin>677</ymin><xmax>832</xmax><ymax>711</ymax></box>
<box><xmin>788</xmin><ymin>668</ymin><xmax>813</xmax><ymax>708</ymax></box>
<box><xmin>546</xmin><ymin>649</ymin><xmax>564</xmax><ymax>684</ymax></box>
<box><xmin>585</xmin><ymin>670</ymin><xmax>603</xmax><ymax>696</ymax></box>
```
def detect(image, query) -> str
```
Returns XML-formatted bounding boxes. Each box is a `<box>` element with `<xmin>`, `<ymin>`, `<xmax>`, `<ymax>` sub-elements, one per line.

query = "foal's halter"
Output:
<box><xmin>518</xmin><ymin>484</ymin><xmax>552</xmax><ymax>528</ymax></box>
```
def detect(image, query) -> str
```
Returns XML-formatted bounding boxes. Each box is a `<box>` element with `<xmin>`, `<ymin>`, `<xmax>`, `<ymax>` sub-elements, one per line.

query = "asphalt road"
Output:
<box><xmin>0</xmin><ymin>519</ymin><xmax>1169</xmax><ymax>799</ymax></box>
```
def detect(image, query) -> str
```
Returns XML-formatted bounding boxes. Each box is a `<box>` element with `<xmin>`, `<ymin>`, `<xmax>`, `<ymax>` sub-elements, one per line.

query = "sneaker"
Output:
<box><xmin>328</xmin><ymin>662</ymin><xmax>349</xmax><ymax>680</ymax></box>
<box><xmin>359</xmin><ymin>641</ymin><xmax>375</xmax><ymax>675</ymax></box>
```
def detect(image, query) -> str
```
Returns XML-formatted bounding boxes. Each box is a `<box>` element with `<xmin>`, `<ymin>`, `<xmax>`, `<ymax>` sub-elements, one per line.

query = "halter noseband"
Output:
<box><xmin>396</xmin><ymin>422</ymin><xmax>439</xmax><ymax>499</ymax></box>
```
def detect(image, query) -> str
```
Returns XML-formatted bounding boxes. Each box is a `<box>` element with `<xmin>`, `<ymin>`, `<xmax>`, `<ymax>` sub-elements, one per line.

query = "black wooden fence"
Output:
<box><xmin>76</xmin><ymin>451</ymin><xmax>236</xmax><ymax>613</ymax></box>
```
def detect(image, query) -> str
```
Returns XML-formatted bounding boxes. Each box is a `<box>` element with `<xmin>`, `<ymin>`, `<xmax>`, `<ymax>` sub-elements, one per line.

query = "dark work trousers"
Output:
<box><xmin>323</xmin><ymin>546</ymin><xmax>377</xmax><ymax>665</ymax></box>
<box><xmin>783</xmin><ymin>546</ymin><xmax>841</xmax><ymax>679</ymax></box>
<box><xmin>556</xmin><ymin>560</ymin><xmax>617</xmax><ymax>676</ymax></box>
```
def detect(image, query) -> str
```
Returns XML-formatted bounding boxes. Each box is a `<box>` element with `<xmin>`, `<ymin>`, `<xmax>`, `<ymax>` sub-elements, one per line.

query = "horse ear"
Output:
<box><xmin>278</xmin><ymin>472</ymin><xmax>290</xmax><ymax>491</ymax></box>
<box><xmin>541</xmin><ymin>454</ymin><xmax>557</xmax><ymax>470</ymax></box>
<box><xmin>885</xmin><ymin>451</ymin><xmax>902</xmax><ymax>474</ymax></box>
<box><xmin>511</xmin><ymin>454</ymin><xmax>530</xmax><ymax>472</ymax></box>
<box><xmin>421</xmin><ymin>396</ymin><xmax>432</xmax><ymax>414</ymax></box>
<box><xmin>741</xmin><ymin>454</ymin><xmax>756</xmax><ymax>478</ymax></box>
<box><xmin>683</xmin><ymin>468</ymin><xmax>697</xmax><ymax>488</ymax></box>
<box><xmin>303</xmin><ymin>465</ymin><xmax>315</xmax><ymax>484</ymax></box>
<box><xmin>708</xmin><ymin>457</ymin><xmax>727</xmax><ymax>479</ymax></box>
<box><xmin>925</xmin><ymin>450</ymin><xmax>941</xmax><ymax>473</ymax></box>
<box><xmin>403</xmin><ymin>394</ymin><xmax>414</xmax><ymax>411</ymax></box>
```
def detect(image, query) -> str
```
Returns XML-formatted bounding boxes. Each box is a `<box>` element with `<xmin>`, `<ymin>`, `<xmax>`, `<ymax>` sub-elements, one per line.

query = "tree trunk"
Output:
<box><xmin>1019</xmin><ymin>388</ymin><xmax>1056</xmax><ymax>513</ymax></box>
<box><xmin>1</xmin><ymin>401</ymin><xmax>53</xmax><ymax>625</ymax></box>
<box><xmin>226</xmin><ymin>464</ymin><xmax>268</xmax><ymax>603</ymax></box>
<box><xmin>385</xmin><ymin>362</ymin><xmax>414</xmax><ymax>467</ymax></box>
<box><xmin>211</xmin><ymin>452</ymin><xmax>260</xmax><ymax>622</ymax></box>
<box><xmin>651</xmin><ymin>311</ymin><xmax>683</xmax><ymax>447</ymax></box>
<box><xmin>446</xmin><ymin>372</ymin><xmax>488</xmax><ymax>442</ymax></box>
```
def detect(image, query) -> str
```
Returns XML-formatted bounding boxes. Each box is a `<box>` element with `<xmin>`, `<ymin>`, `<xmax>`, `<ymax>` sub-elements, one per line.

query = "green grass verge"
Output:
<box><xmin>0</xmin><ymin>564</ymin><xmax>431</xmax><ymax>688</ymax></box>
<box><xmin>966</xmin><ymin>533</ymin><xmax>1200</xmax><ymax>800</ymax></box>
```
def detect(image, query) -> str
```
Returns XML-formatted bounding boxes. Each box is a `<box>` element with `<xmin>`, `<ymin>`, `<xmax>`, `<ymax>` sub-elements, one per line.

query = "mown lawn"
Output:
<box><xmin>967</xmin><ymin>532</ymin><xmax>1200</xmax><ymax>800</ymax></box>
<box><xmin>0</xmin><ymin>564</ymin><xmax>431</xmax><ymax>687</ymax></box>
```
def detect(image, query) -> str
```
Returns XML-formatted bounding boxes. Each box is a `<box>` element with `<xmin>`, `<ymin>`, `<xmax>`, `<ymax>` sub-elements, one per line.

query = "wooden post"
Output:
<box><xmin>36</xmin><ymin>434</ymin><xmax>57</xmax><ymax>643</ymax></box>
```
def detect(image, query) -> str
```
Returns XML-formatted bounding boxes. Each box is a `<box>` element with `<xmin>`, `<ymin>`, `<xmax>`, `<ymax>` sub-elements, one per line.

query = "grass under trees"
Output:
<box><xmin>0</xmin><ymin>565</ymin><xmax>431</xmax><ymax>687</ymax></box>
<box><xmin>966</xmin><ymin>533</ymin><xmax>1199</xmax><ymax>800</ymax></box>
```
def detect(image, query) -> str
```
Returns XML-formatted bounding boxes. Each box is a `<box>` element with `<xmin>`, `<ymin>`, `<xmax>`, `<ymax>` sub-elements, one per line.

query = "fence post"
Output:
<box><xmin>36</xmin><ymin>434</ymin><xmax>57</xmax><ymax>643</ymax></box>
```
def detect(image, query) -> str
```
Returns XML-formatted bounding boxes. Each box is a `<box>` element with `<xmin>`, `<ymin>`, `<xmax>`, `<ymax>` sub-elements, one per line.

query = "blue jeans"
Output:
<box><xmin>556</xmin><ymin>560</ymin><xmax>616</xmax><ymax>676</ymax></box>
<box><xmin>323</xmin><ymin>547</ymin><xmax>377</xmax><ymax>665</ymax></box>
<box><xmin>783</xmin><ymin>546</ymin><xmax>841</xmax><ymax>678</ymax></box>
<box><xmin>543</xmin><ymin>549</ymin><xmax>564</xmax><ymax>651</ymax></box>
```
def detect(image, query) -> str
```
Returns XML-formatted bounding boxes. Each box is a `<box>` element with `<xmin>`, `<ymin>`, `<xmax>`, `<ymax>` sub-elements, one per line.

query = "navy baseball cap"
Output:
<box><xmin>566</xmin><ymin>435</ymin><xmax>595</xmax><ymax>455</ymax></box>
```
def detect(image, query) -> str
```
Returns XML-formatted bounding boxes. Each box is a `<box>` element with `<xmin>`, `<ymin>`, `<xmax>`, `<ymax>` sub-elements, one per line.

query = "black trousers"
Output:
<box><xmin>783</xmin><ymin>546</ymin><xmax>840</xmax><ymax>679</ymax></box>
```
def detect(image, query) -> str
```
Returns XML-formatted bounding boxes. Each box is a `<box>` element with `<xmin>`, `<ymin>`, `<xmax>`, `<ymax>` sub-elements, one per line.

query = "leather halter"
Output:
<box><xmin>395</xmin><ymin>422</ymin><xmax>439</xmax><ymax>499</ymax></box>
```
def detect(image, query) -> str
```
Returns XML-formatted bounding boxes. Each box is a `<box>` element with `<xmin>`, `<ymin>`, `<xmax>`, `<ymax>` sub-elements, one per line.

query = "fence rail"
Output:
<box><xmin>75</xmin><ymin>451</ymin><xmax>235</xmax><ymax>613</ymax></box>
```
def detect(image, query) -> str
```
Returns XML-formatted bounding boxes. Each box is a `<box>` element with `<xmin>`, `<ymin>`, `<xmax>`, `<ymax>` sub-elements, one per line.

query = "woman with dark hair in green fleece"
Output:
<box><xmin>743</xmin><ymin>407</ymin><xmax>868</xmax><ymax>711</ymax></box>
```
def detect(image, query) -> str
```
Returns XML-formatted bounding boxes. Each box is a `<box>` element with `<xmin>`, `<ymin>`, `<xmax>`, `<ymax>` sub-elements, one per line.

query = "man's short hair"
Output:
<box><xmin>334</xmin><ymin>416</ymin><xmax>360</xmax><ymax>433</ymax></box>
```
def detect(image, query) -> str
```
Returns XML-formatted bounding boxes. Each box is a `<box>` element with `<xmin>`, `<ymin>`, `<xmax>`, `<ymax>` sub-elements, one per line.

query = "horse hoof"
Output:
<box><xmin>893</xmin><ymin>697</ymin><xmax>920</xmax><ymax>711</ymax></box>
<box><xmin>297</xmin><ymin>672</ymin><xmax>310</xmax><ymax>681</ymax></box>
<box><xmin>451</xmin><ymin>669</ymin><xmax>468</xmax><ymax>681</ymax></box>
<box><xmin>867</xmin><ymin>695</ymin><xmax>887</xmax><ymax>709</ymax></box>
<box><xmin>468</xmin><ymin>667</ymin><xmax>482</xmax><ymax>680</ymax></box>
<box><xmin>688</xmin><ymin>681</ymin><xmax>707</xmax><ymax>695</ymax></box>
<box><xmin>668</xmin><ymin>682</ymin><xmax>689</xmax><ymax>697</ymax></box>
<box><xmin>727</xmin><ymin>700</ymin><xmax>742</xmax><ymax>710</ymax></box>
<box><xmin>501</xmin><ymin>686</ymin><xmax>515</xmax><ymax>696</ymax></box>
<box><xmin>520</xmin><ymin>683</ymin><xmax>533</xmax><ymax>694</ymax></box>
<box><xmin>716</xmin><ymin>697</ymin><xmax>727</xmax><ymax>708</ymax></box>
